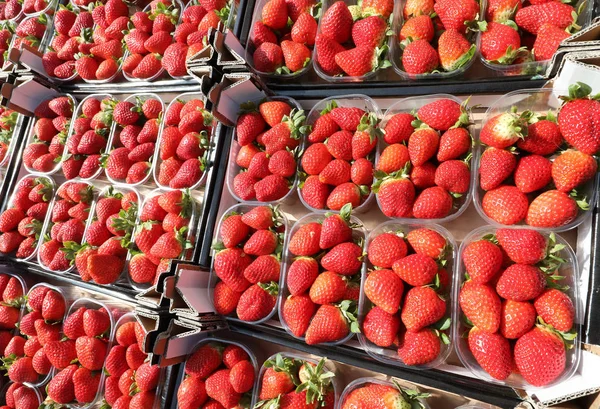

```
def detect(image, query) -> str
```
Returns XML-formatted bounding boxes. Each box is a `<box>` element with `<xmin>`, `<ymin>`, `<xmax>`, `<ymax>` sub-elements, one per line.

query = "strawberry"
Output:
<box><xmin>418</xmin><ymin>99</ymin><xmax>467</xmax><ymax>132</ymax></box>
<box><xmin>434</xmin><ymin>160</ymin><xmax>470</xmax><ymax>194</ymax></box>
<box><xmin>132</xmin><ymin>53</ymin><xmax>162</xmax><ymax>79</ymax></box>
<box><xmin>459</xmin><ymin>281</ymin><xmax>501</xmax><ymax>332</ymax></box>
<box><xmin>243</xmin><ymin>229</ymin><xmax>278</xmax><ymax>256</ymax></box>
<box><xmin>44</xmin><ymin>339</ymin><xmax>77</xmax><ymax>369</ymax></box>
<box><xmin>400</xmin><ymin>15</ymin><xmax>434</xmax><ymax>43</ymax></box>
<box><xmin>353</xmin><ymin>15</ymin><xmax>388</xmax><ymax>48</ymax></box>
<box><xmin>335</xmin><ymin>45</ymin><xmax>389</xmax><ymax>77</ymax></box>
<box><xmin>412</xmin><ymin>186</ymin><xmax>452</xmax><ymax>219</ymax></box>
<box><xmin>220</xmin><ymin>214</ymin><xmax>250</xmax><ymax>248</ymax></box>
<box><xmin>438</xmin><ymin>29</ymin><xmax>476</xmax><ymax>72</ymax></box>
<box><xmin>305</xmin><ymin>301</ymin><xmax>356</xmax><ymax>345</ymax></box>
<box><xmin>205</xmin><ymin>369</ymin><xmax>241</xmax><ymax>408</ymax></box>
<box><xmin>364</xmin><ymin>269</ymin><xmax>404</xmax><ymax>314</ymax></box>
<box><xmin>500</xmin><ymin>299</ymin><xmax>536</xmax><ymax>339</ymax></box>
<box><xmin>177</xmin><ymin>377</ymin><xmax>208</xmax><ymax>409</ymax></box>
<box><xmin>496</xmin><ymin>228</ymin><xmax>547</xmax><ymax>265</ymax></box>
<box><xmin>73</xmin><ymin>367</ymin><xmax>101</xmax><ymax>403</ymax></box>
<box><xmin>47</xmin><ymin>365</ymin><xmax>77</xmax><ymax>404</ymax></box>
<box><xmin>514</xmin><ymin>327</ymin><xmax>566</xmax><ymax>386</ymax></box>
<box><xmin>320</xmin><ymin>1</ymin><xmax>352</xmax><ymax>43</ymax></box>
<box><xmin>130</xmin><ymin>391</ymin><xmax>155</xmax><ymax>409</ymax></box>
<box><xmin>534</xmin><ymin>24</ymin><xmax>570</xmax><ymax>62</ymax></box>
<box><xmin>558</xmin><ymin>82</ymin><xmax>600</xmax><ymax>155</ymax></box>
<box><xmin>319</xmin><ymin>159</ymin><xmax>351</xmax><ymax>186</ymax></box>
<box><xmin>552</xmin><ymin>149</ymin><xmax>597</xmax><ymax>193</ymax></box>
<box><xmin>253</xmin><ymin>42</ymin><xmax>284</xmax><ymax>73</ymax></box>
<box><xmin>144</xmin><ymin>31</ymin><xmax>172</xmax><ymax>54</ymax></box>
<box><xmin>478</xmin><ymin>147</ymin><xmax>517</xmax><ymax>191</ymax></box>
<box><xmin>280</xmin><ymin>294</ymin><xmax>315</xmax><ymax>338</ymax></box>
<box><xmin>213</xmin><ymin>281</ymin><xmax>242</xmax><ymax>315</ymax></box>
<box><xmin>392</xmin><ymin>253</ymin><xmax>437</xmax><ymax>287</ymax></box>
<box><xmin>321</xmin><ymin>242</ymin><xmax>362</xmax><ymax>275</ymax></box>
<box><xmin>327</xmin><ymin>183</ymin><xmax>365</xmax><ymax>210</ymax></box>
<box><xmin>229</xmin><ymin>360</ymin><xmax>255</xmax><ymax>394</ymax></box>
<box><xmin>289</xmin><ymin>223</ymin><xmax>321</xmax><ymax>256</ymax></box>
<box><xmin>280</xmin><ymin>40</ymin><xmax>311</xmax><ymax>73</ymax></box>
<box><xmin>373</xmin><ymin>172</ymin><xmax>415</xmax><ymax>218</ymax></box>
<box><xmin>496</xmin><ymin>264</ymin><xmax>546</xmax><ymax>302</ymax></box>
<box><xmin>516</xmin><ymin>2</ymin><xmax>575</xmax><ymax>35</ymax></box>
<box><xmin>244</xmin><ymin>255</ymin><xmax>280</xmax><ymax>284</ymax></box>
<box><xmin>262</xmin><ymin>0</ymin><xmax>288</xmax><ymax>30</ymax></box>
<box><xmin>514</xmin><ymin>154</ymin><xmax>552</xmax><ymax>193</ymax></box>
<box><xmin>434</xmin><ymin>0</ymin><xmax>477</xmax><ymax>32</ymax></box>
<box><xmin>367</xmin><ymin>233</ymin><xmax>407</xmax><ymax>268</ymax></box>
<box><xmin>534</xmin><ymin>289</ymin><xmax>574</xmax><ymax>332</ymax></box>
<box><xmin>236</xmin><ymin>282</ymin><xmax>278</xmax><ymax>321</ymax></box>
<box><xmin>75</xmin><ymin>336</ymin><xmax>107</xmax><ymax>370</ymax></box>
<box><xmin>0</xmin><ymin>208</ymin><xmax>25</xmax><ymax>233</ymax></box>
<box><xmin>376</xmin><ymin>143</ymin><xmax>410</xmax><ymax>173</ymax></box>
<box><xmin>361</xmin><ymin>0</ymin><xmax>392</xmax><ymax>18</ymax></box>
<box><xmin>185</xmin><ymin>343</ymin><xmax>223</xmax><ymax>378</ymax></box>
<box><xmin>402</xmin><ymin>39</ymin><xmax>439</xmax><ymax>74</ymax></box>
<box><xmin>480</xmin><ymin>22</ymin><xmax>524</xmax><ymax>63</ymax></box>
<box><xmin>462</xmin><ymin>240</ymin><xmax>502</xmax><ymax>283</ymax></box>
<box><xmin>361</xmin><ymin>306</ymin><xmax>399</xmax><ymax>348</ymax></box>
<box><xmin>291</xmin><ymin>13</ymin><xmax>317</xmax><ymax>45</ymax></box>
<box><xmin>213</xmin><ymin>248</ymin><xmax>252</xmax><ymax>292</ymax></box>
<box><xmin>300</xmin><ymin>176</ymin><xmax>330</xmax><ymax>209</ymax></box>
<box><xmin>87</xmin><ymin>254</ymin><xmax>124</xmax><ymax>284</ymax></box>
<box><xmin>255</xmin><ymin>175</ymin><xmax>290</xmax><ymax>202</ymax></box>
<box><xmin>408</xmin><ymin>128</ymin><xmax>439</xmax><ymax>166</ymax></box>
<box><xmin>518</xmin><ymin>119</ymin><xmax>562</xmax><ymax>155</ymax></box>
<box><xmin>482</xmin><ymin>186</ymin><xmax>529</xmax><ymax>225</ymax></box>
<box><xmin>237</xmin><ymin>111</ymin><xmax>266</xmax><ymax>146</ymax></box>
<box><xmin>398</xmin><ymin>328</ymin><xmax>442</xmax><ymax>366</ymax></box>
<box><xmin>526</xmin><ymin>190</ymin><xmax>580</xmax><ymax>228</ymax></box>
<box><xmin>309</xmin><ymin>271</ymin><xmax>346</xmax><ymax>305</ymax></box>
<box><xmin>41</xmin><ymin>290</ymin><xmax>65</xmax><ymax>322</ymax></box>
<box><xmin>301</xmin><ymin>143</ymin><xmax>332</xmax><ymax>175</ymax></box>
<box><xmin>314</xmin><ymin>34</ymin><xmax>345</xmax><ymax>76</ymax></box>
<box><xmin>468</xmin><ymin>328</ymin><xmax>513</xmax><ymax>381</ymax></box>
<box><xmin>8</xmin><ymin>357</ymin><xmax>37</xmax><ymax>384</ymax></box>
<box><xmin>0</xmin><ymin>305</ymin><xmax>19</xmax><ymax>329</ymax></box>
<box><xmin>83</xmin><ymin>308</ymin><xmax>110</xmax><ymax>337</ymax></box>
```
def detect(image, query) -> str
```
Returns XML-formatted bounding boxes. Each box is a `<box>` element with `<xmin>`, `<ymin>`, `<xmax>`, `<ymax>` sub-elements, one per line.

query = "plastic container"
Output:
<box><xmin>36</xmin><ymin>179</ymin><xmax>97</xmax><ymax>274</ymax></box>
<box><xmin>153</xmin><ymin>92</ymin><xmax>214</xmax><ymax>190</ymax></box>
<box><xmin>253</xmin><ymin>352</ymin><xmax>340</xmax><ymax>409</ymax></box>
<box><xmin>278</xmin><ymin>212</ymin><xmax>367</xmax><ymax>345</ymax></box>
<box><xmin>0</xmin><ymin>174</ymin><xmax>56</xmax><ymax>262</ymax></box>
<box><xmin>226</xmin><ymin>95</ymin><xmax>303</xmax><ymax>205</ymax></box>
<box><xmin>476</xmin><ymin>0</ymin><xmax>594</xmax><ymax>76</ymax></box>
<box><xmin>336</xmin><ymin>377</ymin><xmax>430</xmax><ymax>409</ymax></box>
<box><xmin>105</xmin><ymin>93</ymin><xmax>165</xmax><ymax>187</ymax></box>
<box><xmin>357</xmin><ymin>220</ymin><xmax>456</xmax><ymax>369</ymax></box>
<box><xmin>244</xmin><ymin>0</ymin><xmax>313</xmax><ymax>80</ymax></box>
<box><xmin>23</xmin><ymin>93</ymin><xmax>77</xmax><ymax>176</ymax></box>
<box><xmin>377</xmin><ymin>94</ymin><xmax>474</xmax><ymax>223</ymax></box>
<box><xmin>23</xmin><ymin>282</ymin><xmax>68</xmax><ymax>387</ymax></box>
<box><xmin>389</xmin><ymin>0</ymin><xmax>478</xmax><ymax>80</ymax></box>
<box><xmin>473</xmin><ymin>88</ymin><xmax>598</xmax><ymax>232</ymax></box>
<box><xmin>208</xmin><ymin>203</ymin><xmax>289</xmax><ymax>325</ymax></box>
<box><xmin>452</xmin><ymin>226</ymin><xmax>582</xmax><ymax>389</ymax></box>
<box><xmin>0</xmin><ymin>383</ymin><xmax>43</xmax><ymax>407</ymax></box>
<box><xmin>122</xmin><ymin>0</ymin><xmax>183</xmax><ymax>82</ymax></box>
<box><xmin>63</xmin><ymin>297</ymin><xmax>115</xmax><ymax>409</ymax></box>
<box><xmin>63</xmin><ymin>94</ymin><xmax>113</xmax><ymax>180</ymax></box>
<box><xmin>0</xmin><ymin>270</ymin><xmax>27</xmax><ymax>334</ymax></box>
<box><xmin>312</xmin><ymin>0</ymin><xmax>389</xmax><ymax>82</ymax></box>
<box><xmin>298</xmin><ymin>94</ymin><xmax>381</xmax><ymax>213</ymax></box>
<box><xmin>178</xmin><ymin>337</ymin><xmax>258</xmax><ymax>408</ymax></box>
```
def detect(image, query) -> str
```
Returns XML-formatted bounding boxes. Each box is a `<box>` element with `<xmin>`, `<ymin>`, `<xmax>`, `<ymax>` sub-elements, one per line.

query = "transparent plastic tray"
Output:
<box><xmin>226</xmin><ymin>95</ymin><xmax>302</xmax><ymax>205</ymax></box>
<box><xmin>64</xmin><ymin>94</ymin><xmax>113</xmax><ymax>180</ymax></box>
<box><xmin>36</xmin><ymin>179</ymin><xmax>97</xmax><ymax>273</ymax></box>
<box><xmin>452</xmin><ymin>226</ymin><xmax>582</xmax><ymax>389</ymax></box>
<box><xmin>278</xmin><ymin>212</ymin><xmax>367</xmax><ymax>345</ymax></box>
<box><xmin>0</xmin><ymin>174</ymin><xmax>56</xmax><ymax>262</ymax></box>
<box><xmin>299</xmin><ymin>94</ymin><xmax>381</xmax><ymax>213</ymax></box>
<box><xmin>4</xmin><ymin>11</ymin><xmax>54</xmax><ymax>69</ymax></box>
<box><xmin>472</xmin><ymin>88</ymin><xmax>598</xmax><ymax>232</ymax></box>
<box><xmin>389</xmin><ymin>0</ymin><xmax>478</xmax><ymax>80</ymax></box>
<box><xmin>0</xmin><ymin>270</ymin><xmax>27</xmax><ymax>335</ymax></box>
<box><xmin>153</xmin><ymin>92</ymin><xmax>214</xmax><ymax>190</ymax></box>
<box><xmin>377</xmin><ymin>93</ymin><xmax>475</xmax><ymax>223</ymax></box>
<box><xmin>105</xmin><ymin>93</ymin><xmax>165</xmax><ymax>187</ymax></box>
<box><xmin>336</xmin><ymin>377</ymin><xmax>430</xmax><ymax>409</ymax></box>
<box><xmin>252</xmin><ymin>352</ymin><xmax>340</xmax><ymax>409</ymax></box>
<box><xmin>476</xmin><ymin>0</ymin><xmax>594</xmax><ymax>77</ymax></box>
<box><xmin>244</xmin><ymin>0</ymin><xmax>314</xmax><ymax>80</ymax></box>
<box><xmin>23</xmin><ymin>93</ymin><xmax>77</xmax><ymax>176</ymax></box>
<box><xmin>208</xmin><ymin>203</ymin><xmax>289</xmax><ymax>325</ymax></box>
<box><xmin>357</xmin><ymin>220</ymin><xmax>456</xmax><ymax>369</ymax></box>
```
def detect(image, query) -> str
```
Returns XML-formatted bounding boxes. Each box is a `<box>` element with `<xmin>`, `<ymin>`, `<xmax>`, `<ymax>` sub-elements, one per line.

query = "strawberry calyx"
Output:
<box><xmin>356</xmin><ymin>112</ymin><xmax>384</xmax><ymax>144</ymax></box>
<box><xmin>372</xmin><ymin>162</ymin><xmax>411</xmax><ymax>194</ymax></box>
<box><xmin>536</xmin><ymin>316</ymin><xmax>578</xmax><ymax>350</ymax></box>
<box><xmin>62</xmin><ymin>241</ymin><xmax>87</xmax><ymax>263</ymax></box>
<box><xmin>34</xmin><ymin>177</ymin><xmax>54</xmax><ymax>201</ymax></box>
<box><xmin>104</xmin><ymin>186</ymin><xmax>124</xmax><ymax>200</ymax></box>
<box><xmin>270</xmin><ymin>204</ymin><xmax>284</xmax><ymax>228</ymax></box>
<box><xmin>296</xmin><ymin>357</ymin><xmax>334</xmax><ymax>404</ymax></box>
<box><xmin>319</xmin><ymin>100</ymin><xmax>338</xmax><ymax>116</ymax></box>
<box><xmin>282</xmin><ymin>109</ymin><xmax>308</xmax><ymax>140</ymax></box>
<box><xmin>347</xmin><ymin>4</ymin><xmax>362</xmax><ymax>20</ymax></box>
<box><xmin>263</xmin><ymin>353</ymin><xmax>302</xmax><ymax>387</ymax></box>
<box><xmin>391</xmin><ymin>380</ymin><xmax>430</xmax><ymax>408</ymax></box>
<box><xmin>430</xmin><ymin>316</ymin><xmax>451</xmax><ymax>345</ymax></box>
<box><xmin>258</xmin><ymin>280</ymin><xmax>279</xmax><ymax>296</ymax></box>
<box><xmin>569</xmin><ymin>189</ymin><xmax>590</xmax><ymax>210</ymax></box>
<box><xmin>560</xmin><ymin>81</ymin><xmax>600</xmax><ymax>102</ymax></box>
<box><xmin>177</xmin><ymin>189</ymin><xmax>194</xmax><ymax>219</ymax></box>
<box><xmin>373</xmin><ymin>44</ymin><xmax>392</xmax><ymax>71</ymax></box>
<box><xmin>336</xmin><ymin>299</ymin><xmax>359</xmax><ymax>333</ymax></box>
<box><xmin>150</xmin><ymin>1</ymin><xmax>179</xmax><ymax>24</ymax></box>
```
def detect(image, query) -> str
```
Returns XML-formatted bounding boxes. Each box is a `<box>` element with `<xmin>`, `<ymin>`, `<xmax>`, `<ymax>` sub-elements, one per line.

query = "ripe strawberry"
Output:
<box><xmin>468</xmin><ymin>328</ymin><xmax>513</xmax><ymax>381</ymax></box>
<box><xmin>516</xmin><ymin>2</ymin><xmax>575</xmax><ymax>35</ymax></box>
<box><xmin>392</xmin><ymin>253</ymin><xmax>437</xmax><ymax>286</ymax></box>
<box><xmin>75</xmin><ymin>336</ymin><xmax>107</xmax><ymax>370</ymax></box>
<box><xmin>498</xmin><ymin>264</ymin><xmax>546</xmax><ymax>302</ymax></box>
<box><xmin>535</xmin><ymin>289</ymin><xmax>574</xmax><ymax>332</ymax></box>
<box><xmin>496</xmin><ymin>228</ymin><xmax>547</xmax><ymax>265</ymax></box>
<box><xmin>418</xmin><ymin>99</ymin><xmax>466</xmax><ymax>132</ymax></box>
<box><xmin>280</xmin><ymin>40</ymin><xmax>312</xmax><ymax>73</ymax></box>
<box><xmin>327</xmin><ymin>182</ymin><xmax>365</xmax><ymax>210</ymax></box>
<box><xmin>366</xmin><ymin>233</ymin><xmax>406</xmax><ymax>268</ymax></box>
<box><xmin>459</xmin><ymin>281</ymin><xmax>501</xmax><ymax>332</ymax></box>
<box><xmin>47</xmin><ymin>364</ymin><xmax>77</xmax><ymax>404</ymax></box>
<box><xmin>87</xmin><ymin>254</ymin><xmax>124</xmax><ymax>284</ymax></box>
<box><xmin>373</xmin><ymin>172</ymin><xmax>415</xmax><ymax>217</ymax></box>
<box><xmin>177</xmin><ymin>377</ymin><xmax>208</xmax><ymax>409</ymax></box>
<box><xmin>286</xmin><ymin>257</ymin><xmax>318</xmax><ymax>296</ymax></box>
<box><xmin>397</xmin><ymin>328</ymin><xmax>442</xmax><ymax>366</ymax></box>
<box><xmin>462</xmin><ymin>240</ymin><xmax>502</xmax><ymax>283</ymax></box>
<box><xmin>213</xmin><ymin>281</ymin><xmax>242</xmax><ymax>315</ymax></box>
<box><xmin>8</xmin><ymin>357</ymin><xmax>37</xmax><ymax>384</ymax></box>
<box><xmin>320</xmin><ymin>1</ymin><xmax>352</xmax><ymax>43</ymax></box>
<box><xmin>236</xmin><ymin>282</ymin><xmax>278</xmax><ymax>321</ymax></box>
<box><xmin>314</xmin><ymin>34</ymin><xmax>345</xmax><ymax>76</ymax></box>
<box><xmin>237</xmin><ymin>111</ymin><xmax>265</xmax><ymax>146</ymax></box>
<box><xmin>185</xmin><ymin>343</ymin><xmax>223</xmax><ymax>378</ymax></box>
<box><xmin>243</xmin><ymin>230</ymin><xmax>278</xmax><ymax>256</ymax></box>
<box><xmin>500</xmin><ymin>300</ymin><xmax>536</xmax><ymax>339</ymax></box>
<box><xmin>335</xmin><ymin>45</ymin><xmax>388</xmax><ymax>77</ymax></box>
<box><xmin>558</xmin><ymin>83</ymin><xmax>600</xmax><ymax>155</ymax></box>
<box><xmin>309</xmin><ymin>271</ymin><xmax>346</xmax><ymax>305</ymax></box>
<box><xmin>305</xmin><ymin>302</ymin><xmax>356</xmax><ymax>345</ymax></box>
<box><xmin>301</xmin><ymin>143</ymin><xmax>332</xmax><ymax>175</ymax></box>
<box><xmin>514</xmin><ymin>154</ymin><xmax>552</xmax><ymax>193</ymax></box>
<box><xmin>480</xmin><ymin>21</ymin><xmax>524</xmax><ymax>63</ymax></box>
<box><xmin>400</xmin><ymin>15</ymin><xmax>434</xmax><ymax>42</ymax></box>
<box><xmin>408</xmin><ymin>128</ymin><xmax>439</xmax><ymax>166</ymax></box>
<box><xmin>220</xmin><ymin>214</ymin><xmax>250</xmax><ymax>248</ymax></box>
<box><xmin>288</xmin><ymin>223</ymin><xmax>321</xmax><ymax>256</ymax></box>
<box><xmin>360</xmin><ymin>306</ymin><xmax>399</xmax><ymax>349</ymax></box>
<box><xmin>132</xmin><ymin>53</ymin><xmax>162</xmax><ymax>79</ymax></box>
<box><xmin>205</xmin><ymin>369</ymin><xmax>241</xmax><ymax>408</ymax></box>
<box><xmin>438</xmin><ymin>29</ymin><xmax>476</xmax><ymax>72</ymax></box>
<box><xmin>482</xmin><ymin>186</ymin><xmax>529</xmax><ymax>225</ymax></box>
<box><xmin>402</xmin><ymin>39</ymin><xmax>439</xmax><ymax>74</ymax></box>
<box><xmin>321</xmin><ymin>242</ymin><xmax>362</xmax><ymax>275</ymax></box>
<box><xmin>253</xmin><ymin>41</ymin><xmax>284</xmax><ymax>73</ymax></box>
<box><xmin>44</xmin><ymin>339</ymin><xmax>77</xmax><ymax>369</ymax></box>
<box><xmin>478</xmin><ymin>147</ymin><xmax>517</xmax><ymax>191</ymax></box>
<box><xmin>534</xmin><ymin>24</ymin><xmax>570</xmax><ymax>61</ymax></box>
<box><xmin>319</xmin><ymin>159</ymin><xmax>351</xmax><ymax>186</ymax></box>
<box><xmin>514</xmin><ymin>327</ymin><xmax>566</xmax><ymax>386</ymax></box>
<box><xmin>291</xmin><ymin>13</ymin><xmax>317</xmax><ymax>45</ymax></box>
<box><xmin>300</xmin><ymin>176</ymin><xmax>330</xmax><ymax>209</ymax></box>
<box><xmin>255</xmin><ymin>174</ymin><xmax>290</xmax><ymax>202</ymax></box>
<box><xmin>412</xmin><ymin>186</ymin><xmax>452</xmax><ymax>219</ymax></box>
<box><xmin>41</xmin><ymin>290</ymin><xmax>65</xmax><ymax>322</ymax></box>
<box><xmin>213</xmin><ymin>248</ymin><xmax>252</xmax><ymax>292</ymax></box>
<box><xmin>364</xmin><ymin>269</ymin><xmax>404</xmax><ymax>314</ymax></box>
<box><xmin>244</xmin><ymin>254</ymin><xmax>280</xmax><ymax>284</ymax></box>
<box><xmin>279</xmin><ymin>294</ymin><xmax>315</xmax><ymax>338</ymax></box>
<box><xmin>73</xmin><ymin>367</ymin><xmax>101</xmax><ymax>404</ymax></box>
<box><xmin>526</xmin><ymin>190</ymin><xmax>579</xmax><ymax>228</ymax></box>
<box><xmin>262</xmin><ymin>0</ymin><xmax>288</xmax><ymax>29</ymax></box>
<box><xmin>434</xmin><ymin>0</ymin><xmax>477</xmax><ymax>32</ymax></box>
<box><xmin>552</xmin><ymin>150</ymin><xmax>597</xmax><ymax>193</ymax></box>
<box><xmin>434</xmin><ymin>160</ymin><xmax>470</xmax><ymax>194</ymax></box>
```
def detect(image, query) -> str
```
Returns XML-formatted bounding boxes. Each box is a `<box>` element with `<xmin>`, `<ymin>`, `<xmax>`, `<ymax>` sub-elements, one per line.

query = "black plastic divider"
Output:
<box><xmin>228</xmin><ymin>321</ymin><xmax>527</xmax><ymax>409</ymax></box>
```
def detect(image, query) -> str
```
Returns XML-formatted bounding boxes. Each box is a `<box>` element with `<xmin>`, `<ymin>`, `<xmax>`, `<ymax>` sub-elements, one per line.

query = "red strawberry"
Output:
<box><xmin>478</xmin><ymin>147</ymin><xmax>517</xmax><ymax>191</ymax></box>
<box><xmin>516</xmin><ymin>2</ymin><xmax>575</xmax><ymax>35</ymax></box>
<box><xmin>398</xmin><ymin>328</ymin><xmax>442</xmax><ymax>366</ymax></box>
<box><xmin>434</xmin><ymin>160</ymin><xmax>470</xmax><ymax>194</ymax></box>
<box><xmin>286</xmin><ymin>257</ymin><xmax>319</xmax><ymax>295</ymax></box>
<box><xmin>412</xmin><ymin>186</ymin><xmax>452</xmax><ymax>219</ymax></box>
<box><xmin>462</xmin><ymin>240</ymin><xmax>502</xmax><ymax>283</ymax></box>
<box><xmin>185</xmin><ymin>343</ymin><xmax>223</xmax><ymax>378</ymax></box>
<box><xmin>434</xmin><ymin>0</ymin><xmax>478</xmax><ymax>32</ymax></box>
<box><xmin>373</xmin><ymin>173</ymin><xmax>415</xmax><ymax>218</ymax></box>
<box><xmin>552</xmin><ymin>149</ymin><xmax>597</xmax><ymax>193</ymax></box>
<box><xmin>500</xmin><ymin>300</ymin><xmax>536</xmax><ymax>339</ymax></box>
<box><xmin>526</xmin><ymin>190</ymin><xmax>579</xmax><ymax>228</ymax></box>
<box><xmin>282</xmin><ymin>294</ymin><xmax>316</xmax><ymax>337</ymax></box>
<box><xmin>480</xmin><ymin>21</ymin><xmax>524</xmax><ymax>63</ymax></box>
<box><xmin>132</xmin><ymin>53</ymin><xmax>162</xmax><ymax>79</ymax></box>
<box><xmin>482</xmin><ymin>186</ymin><xmax>529</xmax><ymax>225</ymax></box>
<box><xmin>402</xmin><ymin>39</ymin><xmax>439</xmax><ymax>74</ymax></box>
<box><xmin>335</xmin><ymin>45</ymin><xmax>388</xmax><ymax>77</ymax></box>
<box><xmin>305</xmin><ymin>302</ymin><xmax>356</xmax><ymax>345</ymax></box>
<box><xmin>321</xmin><ymin>242</ymin><xmax>362</xmax><ymax>275</ymax></box>
<box><xmin>459</xmin><ymin>281</ymin><xmax>501</xmax><ymax>333</ymax></box>
<box><xmin>534</xmin><ymin>289</ymin><xmax>574</xmax><ymax>332</ymax></box>
<box><xmin>300</xmin><ymin>176</ymin><xmax>330</xmax><ymax>209</ymax></box>
<box><xmin>392</xmin><ymin>253</ymin><xmax>437</xmax><ymax>286</ymax></box>
<box><xmin>514</xmin><ymin>327</ymin><xmax>566</xmax><ymax>386</ymax></box>
<box><xmin>320</xmin><ymin>1</ymin><xmax>352</xmax><ymax>43</ymax></box>
<box><xmin>288</xmin><ymin>222</ymin><xmax>321</xmax><ymax>256</ymax></box>
<box><xmin>514</xmin><ymin>154</ymin><xmax>552</xmax><ymax>193</ymax></box>
<box><xmin>408</xmin><ymin>128</ymin><xmax>439</xmax><ymax>166</ymax></box>
<box><xmin>213</xmin><ymin>281</ymin><xmax>242</xmax><ymax>315</ymax></box>
<box><xmin>205</xmin><ymin>369</ymin><xmax>241</xmax><ymax>408</ymax></box>
<box><xmin>468</xmin><ymin>327</ymin><xmax>513</xmax><ymax>380</ymax></box>
<box><xmin>496</xmin><ymin>264</ymin><xmax>545</xmax><ymax>301</ymax></box>
<box><xmin>558</xmin><ymin>83</ymin><xmax>600</xmax><ymax>155</ymax></box>
<box><xmin>253</xmin><ymin>42</ymin><xmax>283</xmax><ymax>73</ymax></box>
<box><xmin>364</xmin><ymin>269</ymin><xmax>404</xmax><ymax>314</ymax></box>
<box><xmin>315</xmin><ymin>34</ymin><xmax>345</xmax><ymax>76</ymax></box>
<box><xmin>362</xmin><ymin>306</ymin><xmax>400</xmax><ymax>348</ymax></box>
<box><xmin>367</xmin><ymin>233</ymin><xmax>407</xmax><ymax>268</ymax></box>
<box><xmin>496</xmin><ymin>228</ymin><xmax>547</xmax><ymax>265</ymax></box>
<box><xmin>291</xmin><ymin>12</ymin><xmax>317</xmax><ymax>45</ymax></box>
<box><xmin>236</xmin><ymin>282</ymin><xmax>278</xmax><ymax>321</ymax></box>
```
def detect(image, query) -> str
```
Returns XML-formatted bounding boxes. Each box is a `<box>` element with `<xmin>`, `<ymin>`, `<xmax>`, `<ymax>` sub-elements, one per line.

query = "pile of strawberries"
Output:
<box><xmin>281</xmin><ymin>205</ymin><xmax>362</xmax><ymax>345</ymax></box>
<box><xmin>478</xmin><ymin>82</ymin><xmax>598</xmax><ymax>228</ymax></box>
<box><xmin>63</xmin><ymin>96</ymin><xmax>114</xmax><ymax>179</ymax></box>
<box><xmin>233</xmin><ymin>99</ymin><xmax>304</xmax><ymax>202</ymax></box>
<box><xmin>0</xmin><ymin>108</ymin><xmax>18</xmax><ymax>165</ymax></box>
<box><xmin>459</xmin><ymin>228</ymin><xmax>576</xmax><ymax>387</ymax></box>
<box><xmin>122</xmin><ymin>0</ymin><xmax>180</xmax><ymax>79</ymax></box>
<box><xmin>24</xmin><ymin>96</ymin><xmax>74</xmax><ymax>173</ymax></box>
<box><xmin>43</xmin><ymin>303</ymin><xmax>111</xmax><ymax>406</ymax></box>
<box><xmin>479</xmin><ymin>0</ymin><xmax>582</xmax><ymax>67</ymax></box>
<box><xmin>21</xmin><ymin>0</ymin><xmax>51</xmax><ymax>15</ymax></box>
<box><xmin>341</xmin><ymin>381</ymin><xmax>427</xmax><ymax>409</ymax></box>
<box><xmin>0</xmin><ymin>0</ymin><xmax>22</xmax><ymax>20</ymax></box>
<box><xmin>11</xmin><ymin>14</ymin><xmax>48</xmax><ymax>53</ymax></box>
<box><xmin>396</xmin><ymin>0</ymin><xmax>477</xmax><ymax>75</ymax></box>
<box><xmin>42</xmin><ymin>2</ymin><xmax>125</xmax><ymax>81</ymax></box>
<box><xmin>70</xmin><ymin>186</ymin><xmax>138</xmax><ymax>285</ymax></box>
<box><xmin>2</xmin><ymin>383</ymin><xmax>40</xmax><ymax>409</ymax></box>
<box><xmin>158</xmin><ymin>96</ymin><xmax>213</xmax><ymax>189</ymax></box>
<box><xmin>0</xmin><ymin>275</ymin><xmax>23</xmax><ymax>347</ymax></box>
<box><xmin>212</xmin><ymin>205</ymin><xmax>284</xmax><ymax>322</ymax></box>
<box><xmin>374</xmin><ymin>98</ymin><xmax>472</xmax><ymax>219</ymax></box>
<box><xmin>0</xmin><ymin>176</ymin><xmax>53</xmax><ymax>258</ymax></box>
<box><xmin>2</xmin><ymin>284</ymin><xmax>65</xmax><ymax>386</ymax></box>
<box><xmin>132</xmin><ymin>190</ymin><xmax>194</xmax><ymax>285</ymax></box>
<box><xmin>362</xmin><ymin>226</ymin><xmax>451</xmax><ymax>366</ymax></box>
<box><xmin>299</xmin><ymin>100</ymin><xmax>380</xmax><ymax>210</ymax></box>
<box><xmin>38</xmin><ymin>181</ymin><xmax>94</xmax><ymax>272</ymax></box>
<box><xmin>254</xmin><ymin>354</ymin><xmax>335</xmax><ymax>409</ymax></box>
<box><xmin>177</xmin><ymin>341</ymin><xmax>255</xmax><ymax>409</ymax></box>
<box><xmin>250</xmin><ymin>0</ymin><xmax>317</xmax><ymax>75</ymax></box>
<box><xmin>314</xmin><ymin>0</ymin><xmax>392</xmax><ymax>78</ymax></box>
<box><xmin>162</xmin><ymin>0</ymin><xmax>230</xmax><ymax>77</ymax></box>
<box><xmin>104</xmin><ymin>96</ymin><xmax>163</xmax><ymax>185</ymax></box>
<box><xmin>102</xmin><ymin>318</ymin><xmax>161</xmax><ymax>409</ymax></box>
